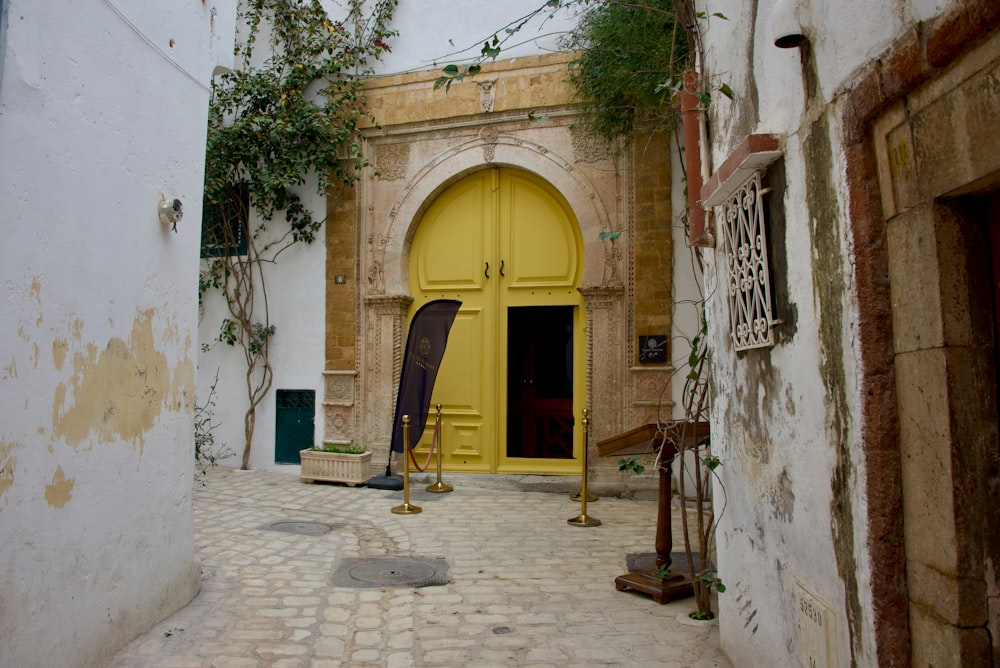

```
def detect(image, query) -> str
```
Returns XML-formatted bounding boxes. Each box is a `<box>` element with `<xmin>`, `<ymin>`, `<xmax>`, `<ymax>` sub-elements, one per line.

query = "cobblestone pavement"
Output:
<box><xmin>106</xmin><ymin>467</ymin><xmax>729</xmax><ymax>667</ymax></box>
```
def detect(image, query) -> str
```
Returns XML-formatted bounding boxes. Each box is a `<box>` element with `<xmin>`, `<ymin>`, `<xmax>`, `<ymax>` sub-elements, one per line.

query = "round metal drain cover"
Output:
<box><xmin>266</xmin><ymin>520</ymin><xmax>331</xmax><ymax>536</ymax></box>
<box><xmin>333</xmin><ymin>556</ymin><xmax>451</xmax><ymax>588</ymax></box>
<box><xmin>349</xmin><ymin>558</ymin><xmax>438</xmax><ymax>586</ymax></box>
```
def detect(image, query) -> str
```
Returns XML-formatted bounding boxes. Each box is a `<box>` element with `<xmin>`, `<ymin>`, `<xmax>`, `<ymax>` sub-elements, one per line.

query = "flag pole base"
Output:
<box><xmin>391</xmin><ymin>502</ymin><xmax>422</xmax><ymax>515</ymax></box>
<box><xmin>567</xmin><ymin>514</ymin><xmax>602</xmax><ymax>527</ymax></box>
<box><xmin>425</xmin><ymin>481</ymin><xmax>453</xmax><ymax>493</ymax></box>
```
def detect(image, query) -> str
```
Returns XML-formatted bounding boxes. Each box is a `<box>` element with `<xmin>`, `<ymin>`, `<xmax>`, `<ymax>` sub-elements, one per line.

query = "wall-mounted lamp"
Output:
<box><xmin>772</xmin><ymin>0</ymin><xmax>808</xmax><ymax>48</ymax></box>
<box><xmin>334</xmin><ymin>274</ymin><xmax>347</xmax><ymax>284</ymax></box>
<box><xmin>158</xmin><ymin>194</ymin><xmax>183</xmax><ymax>232</ymax></box>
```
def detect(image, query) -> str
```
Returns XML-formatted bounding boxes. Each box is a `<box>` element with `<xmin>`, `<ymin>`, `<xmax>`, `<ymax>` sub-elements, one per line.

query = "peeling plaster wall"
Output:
<box><xmin>0</xmin><ymin>1</ymin><xmax>232</xmax><ymax>666</ymax></box>
<box><xmin>694</xmin><ymin>0</ymin><xmax>938</xmax><ymax>666</ymax></box>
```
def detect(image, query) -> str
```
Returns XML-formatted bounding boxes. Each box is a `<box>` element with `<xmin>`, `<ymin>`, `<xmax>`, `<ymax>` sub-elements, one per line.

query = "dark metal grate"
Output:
<box><xmin>277</xmin><ymin>389</ymin><xmax>315</xmax><ymax>410</ymax></box>
<box><xmin>263</xmin><ymin>520</ymin><xmax>341</xmax><ymax>536</ymax></box>
<box><xmin>332</xmin><ymin>557</ymin><xmax>451</xmax><ymax>588</ymax></box>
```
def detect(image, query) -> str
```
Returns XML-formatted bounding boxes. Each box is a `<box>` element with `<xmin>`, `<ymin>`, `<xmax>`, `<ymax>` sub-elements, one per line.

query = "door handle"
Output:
<box><xmin>500</xmin><ymin>259</ymin><xmax>505</xmax><ymax>277</ymax></box>
<box><xmin>485</xmin><ymin>261</ymin><xmax>490</xmax><ymax>278</ymax></box>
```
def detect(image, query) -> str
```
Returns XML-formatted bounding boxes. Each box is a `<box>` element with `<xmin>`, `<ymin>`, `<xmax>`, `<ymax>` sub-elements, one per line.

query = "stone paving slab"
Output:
<box><xmin>106</xmin><ymin>468</ymin><xmax>730</xmax><ymax>667</ymax></box>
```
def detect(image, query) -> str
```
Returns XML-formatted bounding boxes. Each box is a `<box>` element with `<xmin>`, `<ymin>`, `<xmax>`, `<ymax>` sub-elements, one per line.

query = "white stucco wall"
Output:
<box><xmin>198</xmin><ymin>186</ymin><xmax>328</xmax><ymax>470</ymax></box>
<box><xmin>670</xmin><ymin>132</ymin><xmax>705</xmax><ymax>421</ymax></box>
<box><xmin>694</xmin><ymin>1</ymin><xmax>952</xmax><ymax>666</ymax></box>
<box><xmin>201</xmin><ymin>0</ymin><xmax>585</xmax><ymax>472</ymax></box>
<box><xmin>0</xmin><ymin>1</ymin><xmax>233</xmax><ymax>666</ymax></box>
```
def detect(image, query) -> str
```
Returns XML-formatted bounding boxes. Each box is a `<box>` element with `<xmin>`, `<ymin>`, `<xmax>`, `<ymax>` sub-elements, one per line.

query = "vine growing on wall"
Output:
<box><xmin>200</xmin><ymin>0</ymin><xmax>396</xmax><ymax>469</ymax></box>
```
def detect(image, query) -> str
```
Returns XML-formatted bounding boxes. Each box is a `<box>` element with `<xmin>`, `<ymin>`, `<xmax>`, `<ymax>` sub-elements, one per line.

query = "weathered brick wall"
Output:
<box><xmin>631</xmin><ymin>129</ymin><xmax>673</xmax><ymax>365</ymax></box>
<box><xmin>325</xmin><ymin>181</ymin><xmax>358</xmax><ymax>370</ymax></box>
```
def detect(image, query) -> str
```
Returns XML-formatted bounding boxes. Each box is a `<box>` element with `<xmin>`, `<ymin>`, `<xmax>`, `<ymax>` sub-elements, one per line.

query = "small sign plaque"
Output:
<box><xmin>638</xmin><ymin>335</ymin><xmax>668</xmax><ymax>364</ymax></box>
<box><xmin>796</xmin><ymin>582</ymin><xmax>838</xmax><ymax>668</ymax></box>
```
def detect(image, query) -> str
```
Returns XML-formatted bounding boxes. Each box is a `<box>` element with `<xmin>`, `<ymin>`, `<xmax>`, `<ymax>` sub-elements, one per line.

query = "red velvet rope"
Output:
<box><xmin>407</xmin><ymin>418</ymin><xmax>438</xmax><ymax>472</ymax></box>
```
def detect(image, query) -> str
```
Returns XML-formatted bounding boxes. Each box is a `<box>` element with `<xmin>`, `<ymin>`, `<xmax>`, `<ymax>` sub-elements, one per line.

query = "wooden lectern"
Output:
<box><xmin>597</xmin><ymin>421</ymin><xmax>710</xmax><ymax>604</ymax></box>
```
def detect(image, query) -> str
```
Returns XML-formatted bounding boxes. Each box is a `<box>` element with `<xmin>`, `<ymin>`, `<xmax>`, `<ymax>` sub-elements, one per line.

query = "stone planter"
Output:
<box><xmin>299</xmin><ymin>449</ymin><xmax>373</xmax><ymax>486</ymax></box>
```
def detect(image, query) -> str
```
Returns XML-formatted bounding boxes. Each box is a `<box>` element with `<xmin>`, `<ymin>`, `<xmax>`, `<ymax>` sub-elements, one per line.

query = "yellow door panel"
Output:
<box><xmin>413</xmin><ymin>172</ymin><xmax>493</xmax><ymax>292</ymax></box>
<box><xmin>409</xmin><ymin>303</ymin><xmax>495</xmax><ymax>472</ymax></box>
<box><xmin>447</xmin><ymin>421</ymin><xmax>490</xmax><ymax>470</ymax></box>
<box><xmin>408</xmin><ymin>168</ymin><xmax>583</xmax><ymax>475</ymax></box>
<box><xmin>408</xmin><ymin>171</ymin><xmax>497</xmax><ymax>472</ymax></box>
<box><xmin>501</xmin><ymin>172</ymin><xmax>580</xmax><ymax>290</ymax></box>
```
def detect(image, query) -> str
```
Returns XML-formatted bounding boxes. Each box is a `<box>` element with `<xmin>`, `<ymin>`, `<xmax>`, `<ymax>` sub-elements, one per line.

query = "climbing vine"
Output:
<box><xmin>200</xmin><ymin>0</ymin><xmax>396</xmax><ymax>469</ymax></box>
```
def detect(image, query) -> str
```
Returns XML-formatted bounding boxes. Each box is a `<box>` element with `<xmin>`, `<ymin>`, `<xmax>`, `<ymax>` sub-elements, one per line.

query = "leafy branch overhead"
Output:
<box><xmin>435</xmin><ymin>0</ymin><xmax>733</xmax><ymax>139</ymax></box>
<box><xmin>432</xmin><ymin>0</ymin><xmax>692</xmax><ymax>137</ymax></box>
<box><xmin>563</xmin><ymin>0</ymin><xmax>692</xmax><ymax>140</ymax></box>
<box><xmin>205</xmin><ymin>0</ymin><xmax>397</xmax><ymax>247</ymax></box>
<box><xmin>434</xmin><ymin>0</ymin><xmax>562</xmax><ymax>92</ymax></box>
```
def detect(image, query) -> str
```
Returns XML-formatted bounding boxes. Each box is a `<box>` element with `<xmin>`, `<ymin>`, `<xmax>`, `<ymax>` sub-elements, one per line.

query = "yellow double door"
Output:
<box><xmin>408</xmin><ymin>168</ymin><xmax>585</xmax><ymax>474</ymax></box>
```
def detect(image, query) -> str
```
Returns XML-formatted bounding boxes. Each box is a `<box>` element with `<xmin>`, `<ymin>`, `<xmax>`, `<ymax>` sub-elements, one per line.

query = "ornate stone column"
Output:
<box><xmin>322</xmin><ymin>370</ymin><xmax>357</xmax><ymax>445</ymax></box>
<box><xmin>579</xmin><ymin>286</ymin><xmax>626</xmax><ymax>448</ymax></box>
<box><xmin>361</xmin><ymin>294</ymin><xmax>412</xmax><ymax>454</ymax></box>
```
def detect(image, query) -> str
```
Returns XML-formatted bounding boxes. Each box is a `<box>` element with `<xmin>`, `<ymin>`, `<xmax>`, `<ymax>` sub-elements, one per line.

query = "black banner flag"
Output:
<box><xmin>389</xmin><ymin>299</ymin><xmax>462</xmax><ymax>453</ymax></box>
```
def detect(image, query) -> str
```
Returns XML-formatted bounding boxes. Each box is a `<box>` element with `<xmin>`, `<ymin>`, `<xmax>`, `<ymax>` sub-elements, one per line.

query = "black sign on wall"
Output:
<box><xmin>638</xmin><ymin>335</ymin><xmax>668</xmax><ymax>364</ymax></box>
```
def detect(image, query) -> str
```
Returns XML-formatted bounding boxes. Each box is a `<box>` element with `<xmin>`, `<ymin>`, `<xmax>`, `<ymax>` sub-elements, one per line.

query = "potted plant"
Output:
<box><xmin>299</xmin><ymin>443</ymin><xmax>373</xmax><ymax>486</ymax></box>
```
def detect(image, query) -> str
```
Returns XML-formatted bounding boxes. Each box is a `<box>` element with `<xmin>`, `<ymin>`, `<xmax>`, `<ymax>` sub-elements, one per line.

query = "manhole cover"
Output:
<box><xmin>264</xmin><ymin>520</ymin><xmax>333</xmax><ymax>536</ymax></box>
<box><xmin>332</xmin><ymin>557</ymin><xmax>450</xmax><ymax>588</ymax></box>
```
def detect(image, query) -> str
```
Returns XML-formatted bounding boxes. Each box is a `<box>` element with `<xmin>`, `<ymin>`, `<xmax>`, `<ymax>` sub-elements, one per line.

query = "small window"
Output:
<box><xmin>201</xmin><ymin>185</ymin><xmax>249</xmax><ymax>258</ymax></box>
<box><xmin>721</xmin><ymin>171</ymin><xmax>776</xmax><ymax>351</ymax></box>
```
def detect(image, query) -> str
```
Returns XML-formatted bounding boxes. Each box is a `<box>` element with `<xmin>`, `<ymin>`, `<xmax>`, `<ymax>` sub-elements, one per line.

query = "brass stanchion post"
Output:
<box><xmin>426</xmin><ymin>404</ymin><xmax>453</xmax><ymax>493</ymax></box>
<box><xmin>568</xmin><ymin>408</ymin><xmax>601</xmax><ymax>527</ymax></box>
<box><xmin>570</xmin><ymin>406</ymin><xmax>598</xmax><ymax>501</ymax></box>
<box><xmin>391</xmin><ymin>415</ymin><xmax>422</xmax><ymax>515</ymax></box>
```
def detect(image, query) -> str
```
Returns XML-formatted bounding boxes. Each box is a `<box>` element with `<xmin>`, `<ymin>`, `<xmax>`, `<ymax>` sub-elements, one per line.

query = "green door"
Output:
<box><xmin>275</xmin><ymin>389</ymin><xmax>315</xmax><ymax>464</ymax></box>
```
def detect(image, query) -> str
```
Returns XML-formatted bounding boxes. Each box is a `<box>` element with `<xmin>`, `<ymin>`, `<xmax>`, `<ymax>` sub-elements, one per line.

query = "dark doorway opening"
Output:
<box><xmin>506</xmin><ymin>306</ymin><xmax>574</xmax><ymax>459</ymax></box>
<box><xmin>983</xmin><ymin>192</ymin><xmax>1000</xmax><ymax>664</ymax></box>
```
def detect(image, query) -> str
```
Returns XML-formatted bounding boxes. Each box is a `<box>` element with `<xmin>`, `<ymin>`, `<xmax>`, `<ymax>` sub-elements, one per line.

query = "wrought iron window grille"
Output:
<box><xmin>721</xmin><ymin>171</ymin><xmax>776</xmax><ymax>351</ymax></box>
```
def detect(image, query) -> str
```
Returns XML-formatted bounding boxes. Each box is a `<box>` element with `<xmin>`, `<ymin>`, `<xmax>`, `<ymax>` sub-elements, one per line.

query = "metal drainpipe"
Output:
<box><xmin>680</xmin><ymin>71</ymin><xmax>712</xmax><ymax>247</ymax></box>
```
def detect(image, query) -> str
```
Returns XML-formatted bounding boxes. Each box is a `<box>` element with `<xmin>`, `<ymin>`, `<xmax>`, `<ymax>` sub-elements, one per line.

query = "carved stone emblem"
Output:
<box><xmin>478</xmin><ymin>80</ymin><xmax>497</xmax><ymax>113</ymax></box>
<box><xmin>374</xmin><ymin>143</ymin><xmax>410</xmax><ymax>181</ymax></box>
<box><xmin>480</xmin><ymin>126</ymin><xmax>499</xmax><ymax>163</ymax></box>
<box><xmin>571</xmin><ymin>124</ymin><xmax>612</xmax><ymax>163</ymax></box>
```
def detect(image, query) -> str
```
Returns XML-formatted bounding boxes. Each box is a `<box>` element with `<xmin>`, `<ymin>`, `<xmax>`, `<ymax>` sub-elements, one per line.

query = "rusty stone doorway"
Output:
<box><xmin>875</xmin><ymin>33</ymin><xmax>1000</xmax><ymax>665</ymax></box>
